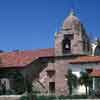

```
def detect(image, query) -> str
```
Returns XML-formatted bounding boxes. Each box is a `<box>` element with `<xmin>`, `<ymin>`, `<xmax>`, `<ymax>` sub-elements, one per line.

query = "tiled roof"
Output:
<box><xmin>89</xmin><ymin>69</ymin><xmax>100</xmax><ymax>77</ymax></box>
<box><xmin>69</xmin><ymin>56</ymin><xmax>100</xmax><ymax>64</ymax></box>
<box><xmin>0</xmin><ymin>48</ymin><xmax>54</xmax><ymax>68</ymax></box>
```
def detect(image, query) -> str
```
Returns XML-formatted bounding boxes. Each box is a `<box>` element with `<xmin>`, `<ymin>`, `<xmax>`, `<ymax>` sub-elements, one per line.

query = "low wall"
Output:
<box><xmin>0</xmin><ymin>95</ymin><xmax>21</xmax><ymax>100</ymax></box>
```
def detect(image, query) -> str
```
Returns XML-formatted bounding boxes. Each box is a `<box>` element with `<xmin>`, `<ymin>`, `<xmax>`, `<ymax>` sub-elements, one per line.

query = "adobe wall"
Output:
<box><xmin>39</xmin><ymin>59</ymin><xmax>55</xmax><ymax>93</ymax></box>
<box><xmin>38</xmin><ymin>56</ymin><xmax>79</xmax><ymax>96</ymax></box>
<box><xmin>55</xmin><ymin>31</ymin><xmax>84</xmax><ymax>56</ymax></box>
<box><xmin>55</xmin><ymin>58</ymin><xmax>68</xmax><ymax>96</ymax></box>
<box><xmin>54</xmin><ymin>56</ymin><xmax>78</xmax><ymax>96</ymax></box>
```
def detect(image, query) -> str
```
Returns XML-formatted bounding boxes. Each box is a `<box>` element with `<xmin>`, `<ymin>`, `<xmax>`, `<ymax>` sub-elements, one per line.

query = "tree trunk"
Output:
<box><xmin>86</xmin><ymin>86</ymin><xmax>88</xmax><ymax>96</ymax></box>
<box><xmin>69</xmin><ymin>86</ymin><xmax>72</xmax><ymax>95</ymax></box>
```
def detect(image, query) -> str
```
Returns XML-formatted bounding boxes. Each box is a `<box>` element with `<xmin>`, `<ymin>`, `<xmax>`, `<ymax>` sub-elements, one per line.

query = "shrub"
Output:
<box><xmin>59</xmin><ymin>95</ymin><xmax>87</xmax><ymax>99</ymax></box>
<box><xmin>20</xmin><ymin>96</ymin><xmax>30</xmax><ymax>100</ymax></box>
<box><xmin>0</xmin><ymin>89</ymin><xmax>15</xmax><ymax>95</ymax></box>
<box><xmin>5</xmin><ymin>89</ymin><xmax>15</xmax><ymax>95</ymax></box>
<box><xmin>20</xmin><ymin>95</ymin><xmax>37</xmax><ymax>100</ymax></box>
<box><xmin>36</xmin><ymin>95</ymin><xmax>88</xmax><ymax>100</ymax></box>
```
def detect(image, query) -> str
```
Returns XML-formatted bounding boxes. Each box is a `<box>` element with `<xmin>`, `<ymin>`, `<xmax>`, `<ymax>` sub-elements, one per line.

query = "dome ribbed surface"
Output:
<box><xmin>62</xmin><ymin>11</ymin><xmax>81</xmax><ymax>30</ymax></box>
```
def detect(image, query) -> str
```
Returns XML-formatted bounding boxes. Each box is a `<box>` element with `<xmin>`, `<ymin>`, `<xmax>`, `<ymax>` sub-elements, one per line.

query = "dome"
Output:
<box><xmin>62</xmin><ymin>11</ymin><xmax>81</xmax><ymax>30</ymax></box>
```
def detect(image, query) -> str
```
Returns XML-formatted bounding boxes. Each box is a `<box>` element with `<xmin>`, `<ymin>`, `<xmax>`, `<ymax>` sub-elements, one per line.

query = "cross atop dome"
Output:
<box><xmin>69</xmin><ymin>9</ymin><xmax>76</xmax><ymax>16</ymax></box>
<box><xmin>62</xmin><ymin>9</ymin><xmax>80</xmax><ymax>30</ymax></box>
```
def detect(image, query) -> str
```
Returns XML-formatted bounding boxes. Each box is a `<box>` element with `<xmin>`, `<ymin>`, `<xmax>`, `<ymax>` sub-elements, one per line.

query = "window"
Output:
<box><xmin>62</xmin><ymin>34</ymin><xmax>73</xmax><ymax>54</ymax></box>
<box><xmin>62</xmin><ymin>38</ymin><xmax>71</xmax><ymax>53</ymax></box>
<box><xmin>94</xmin><ymin>46</ymin><xmax>100</xmax><ymax>56</ymax></box>
<box><xmin>49</xmin><ymin>82</ymin><xmax>55</xmax><ymax>93</ymax></box>
<box><xmin>1</xmin><ymin>78</ymin><xmax>10</xmax><ymax>90</ymax></box>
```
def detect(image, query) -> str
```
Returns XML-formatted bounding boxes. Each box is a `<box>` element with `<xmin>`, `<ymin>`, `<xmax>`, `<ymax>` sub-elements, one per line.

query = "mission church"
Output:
<box><xmin>0</xmin><ymin>11</ymin><xmax>100</xmax><ymax>96</ymax></box>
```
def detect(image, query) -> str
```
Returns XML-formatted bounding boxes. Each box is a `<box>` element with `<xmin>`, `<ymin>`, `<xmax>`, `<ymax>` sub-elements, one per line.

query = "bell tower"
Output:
<box><xmin>55</xmin><ymin>11</ymin><xmax>91</xmax><ymax>56</ymax></box>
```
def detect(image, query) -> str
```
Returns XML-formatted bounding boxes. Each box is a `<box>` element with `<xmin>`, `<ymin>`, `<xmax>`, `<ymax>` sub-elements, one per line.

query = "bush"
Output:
<box><xmin>0</xmin><ymin>89</ymin><xmax>15</xmax><ymax>95</ymax></box>
<box><xmin>37</xmin><ymin>96</ymin><xmax>49</xmax><ymax>100</ymax></box>
<box><xmin>20</xmin><ymin>96</ymin><xmax>30</xmax><ymax>100</ymax></box>
<box><xmin>5</xmin><ymin>89</ymin><xmax>15</xmax><ymax>95</ymax></box>
<box><xmin>59</xmin><ymin>95</ymin><xmax>87</xmax><ymax>99</ymax></box>
<box><xmin>20</xmin><ymin>95</ymin><xmax>37</xmax><ymax>100</ymax></box>
<box><xmin>0</xmin><ymin>90</ymin><xmax>3</xmax><ymax>95</ymax></box>
<box><xmin>36</xmin><ymin>95</ymin><xmax>88</xmax><ymax>100</ymax></box>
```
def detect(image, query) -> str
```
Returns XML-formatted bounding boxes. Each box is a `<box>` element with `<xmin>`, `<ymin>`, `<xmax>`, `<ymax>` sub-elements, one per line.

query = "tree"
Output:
<box><xmin>12</xmin><ymin>70</ymin><xmax>25</xmax><ymax>94</ymax></box>
<box><xmin>25</xmin><ymin>76</ymin><xmax>34</xmax><ymax>100</ymax></box>
<box><xmin>66</xmin><ymin>69</ymin><xmax>78</xmax><ymax>95</ymax></box>
<box><xmin>79</xmin><ymin>71</ymin><xmax>92</xmax><ymax>96</ymax></box>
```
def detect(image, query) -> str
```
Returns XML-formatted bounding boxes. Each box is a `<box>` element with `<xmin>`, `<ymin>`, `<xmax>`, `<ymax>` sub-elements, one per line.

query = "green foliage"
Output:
<box><xmin>20</xmin><ymin>95</ymin><xmax>88</xmax><ymax>100</ymax></box>
<box><xmin>12</xmin><ymin>70</ymin><xmax>25</xmax><ymax>94</ymax></box>
<box><xmin>5</xmin><ymin>89</ymin><xmax>15</xmax><ymax>95</ymax></box>
<box><xmin>25</xmin><ymin>79</ymin><xmax>33</xmax><ymax>93</ymax></box>
<box><xmin>36</xmin><ymin>95</ymin><xmax>88</xmax><ymax>100</ymax></box>
<box><xmin>0</xmin><ymin>70</ymin><xmax>25</xmax><ymax>95</ymax></box>
<box><xmin>80</xmin><ymin>71</ymin><xmax>92</xmax><ymax>87</ymax></box>
<box><xmin>0</xmin><ymin>89</ymin><xmax>15</xmax><ymax>95</ymax></box>
<box><xmin>66</xmin><ymin>69</ymin><xmax>78</xmax><ymax>95</ymax></box>
<box><xmin>79</xmin><ymin>71</ymin><xmax>92</xmax><ymax>95</ymax></box>
<box><xmin>20</xmin><ymin>96</ymin><xmax>30</xmax><ymax>100</ymax></box>
<box><xmin>59</xmin><ymin>95</ymin><xmax>88</xmax><ymax>99</ymax></box>
<box><xmin>20</xmin><ymin>95</ymin><xmax>37</xmax><ymax>100</ymax></box>
<box><xmin>36</xmin><ymin>95</ymin><xmax>56</xmax><ymax>100</ymax></box>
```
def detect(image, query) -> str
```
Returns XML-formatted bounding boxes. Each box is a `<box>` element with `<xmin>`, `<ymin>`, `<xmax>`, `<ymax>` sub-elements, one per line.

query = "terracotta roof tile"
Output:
<box><xmin>90</xmin><ymin>69</ymin><xmax>100</xmax><ymax>77</ymax></box>
<box><xmin>0</xmin><ymin>48</ymin><xmax>54</xmax><ymax>68</ymax></box>
<box><xmin>69</xmin><ymin>56</ymin><xmax>100</xmax><ymax>64</ymax></box>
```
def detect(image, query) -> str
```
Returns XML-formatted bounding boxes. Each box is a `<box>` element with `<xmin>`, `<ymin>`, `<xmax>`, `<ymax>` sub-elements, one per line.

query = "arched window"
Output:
<box><xmin>94</xmin><ymin>45</ymin><xmax>100</xmax><ymax>56</ymax></box>
<box><xmin>62</xmin><ymin>34</ymin><xmax>73</xmax><ymax>54</ymax></box>
<box><xmin>62</xmin><ymin>38</ymin><xmax>71</xmax><ymax>53</ymax></box>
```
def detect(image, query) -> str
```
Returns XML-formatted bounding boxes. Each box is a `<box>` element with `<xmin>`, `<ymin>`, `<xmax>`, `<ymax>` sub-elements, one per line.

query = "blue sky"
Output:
<box><xmin>0</xmin><ymin>0</ymin><xmax>100</xmax><ymax>51</ymax></box>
